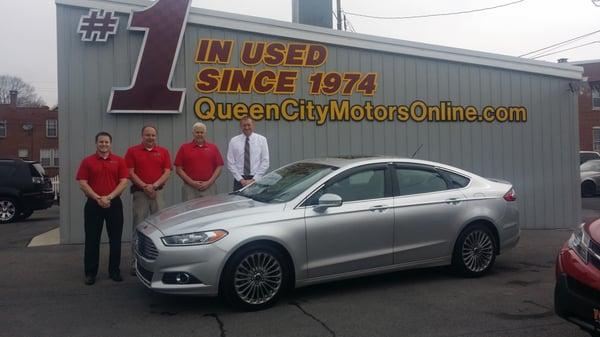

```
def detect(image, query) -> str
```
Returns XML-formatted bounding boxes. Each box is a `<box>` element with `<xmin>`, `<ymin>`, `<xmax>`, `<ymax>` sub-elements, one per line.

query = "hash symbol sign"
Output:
<box><xmin>77</xmin><ymin>9</ymin><xmax>119</xmax><ymax>42</ymax></box>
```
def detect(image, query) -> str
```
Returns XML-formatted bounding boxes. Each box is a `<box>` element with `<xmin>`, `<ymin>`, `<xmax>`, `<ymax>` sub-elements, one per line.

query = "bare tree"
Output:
<box><xmin>0</xmin><ymin>75</ymin><xmax>46</xmax><ymax>107</ymax></box>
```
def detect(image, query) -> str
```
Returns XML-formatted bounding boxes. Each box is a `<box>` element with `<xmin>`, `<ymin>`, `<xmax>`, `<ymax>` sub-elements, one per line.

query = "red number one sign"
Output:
<box><xmin>108</xmin><ymin>0</ymin><xmax>191</xmax><ymax>113</ymax></box>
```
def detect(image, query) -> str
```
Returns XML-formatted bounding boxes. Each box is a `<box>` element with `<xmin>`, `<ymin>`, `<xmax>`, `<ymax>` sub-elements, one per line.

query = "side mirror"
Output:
<box><xmin>314</xmin><ymin>193</ymin><xmax>342</xmax><ymax>212</ymax></box>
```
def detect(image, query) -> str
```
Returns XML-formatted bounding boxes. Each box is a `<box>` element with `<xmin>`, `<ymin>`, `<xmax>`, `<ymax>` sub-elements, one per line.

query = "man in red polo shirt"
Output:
<box><xmin>125</xmin><ymin>125</ymin><xmax>171</xmax><ymax>274</ymax></box>
<box><xmin>174</xmin><ymin>122</ymin><xmax>224</xmax><ymax>201</ymax></box>
<box><xmin>76</xmin><ymin>131</ymin><xmax>129</xmax><ymax>285</ymax></box>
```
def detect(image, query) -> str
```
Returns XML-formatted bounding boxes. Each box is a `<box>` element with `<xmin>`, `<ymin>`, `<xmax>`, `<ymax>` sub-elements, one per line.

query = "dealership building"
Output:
<box><xmin>57</xmin><ymin>0</ymin><xmax>583</xmax><ymax>243</ymax></box>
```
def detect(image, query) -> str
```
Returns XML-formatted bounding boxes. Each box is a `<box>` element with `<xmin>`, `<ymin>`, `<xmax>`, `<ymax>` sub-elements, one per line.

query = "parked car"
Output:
<box><xmin>135</xmin><ymin>156</ymin><xmax>520</xmax><ymax>310</ymax></box>
<box><xmin>581</xmin><ymin>160</ymin><xmax>600</xmax><ymax>197</ymax></box>
<box><xmin>555</xmin><ymin>221</ymin><xmax>600</xmax><ymax>337</ymax></box>
<box><xmin>581</xmin><ymin>151</ymin><xmax>600</xmax><ymax>165</ymax></box>
<box><xmin>0</xmin><ymin>159</ymin><xmax>55</xmax><ymax>224</ymax></box>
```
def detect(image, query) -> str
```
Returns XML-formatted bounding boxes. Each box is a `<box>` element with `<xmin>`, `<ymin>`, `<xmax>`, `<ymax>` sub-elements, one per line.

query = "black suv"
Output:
<box><xmin>0</xmin><ymin>159</ymin><xmax>55</xmax><ymax>223</ymax></box>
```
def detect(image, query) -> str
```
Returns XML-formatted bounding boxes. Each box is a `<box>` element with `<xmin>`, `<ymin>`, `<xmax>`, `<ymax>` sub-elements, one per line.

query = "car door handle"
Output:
<box><xmin>445</xmin><ymin>198</ymin><xmax>461</xmax><ymax>205</ymax></box>
<box><xmin>369</xmin><ymin>205</ymin><xmax>389</xmax><ymax>212</ymax></box>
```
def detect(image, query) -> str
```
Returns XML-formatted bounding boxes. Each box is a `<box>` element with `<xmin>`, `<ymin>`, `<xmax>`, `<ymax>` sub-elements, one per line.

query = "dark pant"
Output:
<box><xmin>84</xmin><ymin>197</ymin><xmax>123</xmax><ymax>277</ymax></box>
<box><xmin>233</xmin><ymin>175</ymin><xmax>254</xmax><ymax>191</ymax></box>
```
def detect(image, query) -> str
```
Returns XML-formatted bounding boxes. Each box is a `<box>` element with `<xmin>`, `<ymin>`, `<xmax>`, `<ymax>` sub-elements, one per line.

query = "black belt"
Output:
<box><xmin>130</xmin><ymin>185</ymin><xmax>163</xmax><ymax>193</ymax></box>
<box><xmin>242</xmin><ymin>175</ymin><xmax>254</xmax><ymax>180</ymax></box>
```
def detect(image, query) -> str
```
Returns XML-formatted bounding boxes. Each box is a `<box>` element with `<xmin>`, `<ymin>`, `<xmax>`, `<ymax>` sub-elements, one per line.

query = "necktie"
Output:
<box><xmin>243</xmin><ymin>136</ymin><xmax>250</xmax><ymax>176</ymax></box>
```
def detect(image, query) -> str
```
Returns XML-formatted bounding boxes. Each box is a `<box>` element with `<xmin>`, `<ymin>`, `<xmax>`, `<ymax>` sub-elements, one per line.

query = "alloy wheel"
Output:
<box><xmin>0</xmin><ymin>200</ymin><xmax>17</xmax><ymax>222</ymax></box>
<box><xmin>461</xmin><ymin>230</ymin><xmax>494</xmax><ymax>273</ymax></box>
<box><xmin>233</xmin><ymin>251</ymin><xmax>283</xmax><ymax>305</ymax></box>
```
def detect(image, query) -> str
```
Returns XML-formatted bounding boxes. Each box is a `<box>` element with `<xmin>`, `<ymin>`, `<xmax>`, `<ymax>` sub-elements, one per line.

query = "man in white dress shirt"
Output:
<box><xmin>227</xmin><ymin>116</ymin><xmax>270</xmax><ymax>191</ymax></box>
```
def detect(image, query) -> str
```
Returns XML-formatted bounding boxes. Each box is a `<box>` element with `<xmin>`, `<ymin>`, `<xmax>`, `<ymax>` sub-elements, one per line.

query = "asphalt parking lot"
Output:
<box><xmin>0</xmin><ymin>204</ymin><xmax>593</xmax><ymax>337</ymax></box>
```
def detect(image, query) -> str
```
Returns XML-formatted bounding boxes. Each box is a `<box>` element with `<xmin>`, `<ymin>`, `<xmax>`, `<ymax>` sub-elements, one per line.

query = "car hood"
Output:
<box><xmin>588</xmin><ymin>219</ymin><xmax>600</xmax><ymax>243</ymax></box>
<box><xmin>145</xmin><ymin>194</ymin><xmax>285</xmax><ymax>236</ymax></box>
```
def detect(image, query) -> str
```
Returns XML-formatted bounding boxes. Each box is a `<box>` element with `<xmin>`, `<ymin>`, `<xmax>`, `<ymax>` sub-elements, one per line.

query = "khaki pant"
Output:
<box><xmin>131</xmin><ymin>190</ymin><xmax>164</xmax><ymax>266</ymax></box>
<box><xmin>181</xmin><ymin>183</ymin><xmax>216</xmax><ymax>202</ymax></box>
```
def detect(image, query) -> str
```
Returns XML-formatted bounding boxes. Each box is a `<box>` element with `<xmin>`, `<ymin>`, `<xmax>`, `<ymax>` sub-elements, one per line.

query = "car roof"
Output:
<box><xmin>295</xmin><ymin>156</ymin><xmax>474</xmax><ymax>175</ymax></box>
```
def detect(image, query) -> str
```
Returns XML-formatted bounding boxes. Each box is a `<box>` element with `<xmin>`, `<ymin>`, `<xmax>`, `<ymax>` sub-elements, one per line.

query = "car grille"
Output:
<box><xmin>136</xmin><ymin>231</ymin><xmax>158</xmax><ymax>260</ymax></box>
<box><xmin>137</xmin><ymin>261</ymin><xmax>153</xmax><ymax>285</ymax></box>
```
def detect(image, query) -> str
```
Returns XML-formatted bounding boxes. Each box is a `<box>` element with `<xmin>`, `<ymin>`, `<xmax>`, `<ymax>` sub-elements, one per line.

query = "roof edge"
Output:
<box><xmin>56</xmin><ymin>0</ymin><xmax>583</xmax><ymax>80</ymax></box>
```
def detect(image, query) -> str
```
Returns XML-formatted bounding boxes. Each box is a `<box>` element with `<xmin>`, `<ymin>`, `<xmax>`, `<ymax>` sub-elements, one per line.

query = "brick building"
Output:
<box><xmin>574</xmin><ymin>60</ymin><xmax>600</xmax><ymax>152</ymax></box>
<box><xmin>0</xmin><ymin>90</ymin><xmax>59</xmax><ymax>177</ymax></box>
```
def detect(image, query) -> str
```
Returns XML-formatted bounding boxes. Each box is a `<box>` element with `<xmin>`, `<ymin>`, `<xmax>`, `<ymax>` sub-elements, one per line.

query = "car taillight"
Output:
<box><xmin>503</xmin><ymin>188</ymin><xmax>516</xmax><ymax>202</ymax></box>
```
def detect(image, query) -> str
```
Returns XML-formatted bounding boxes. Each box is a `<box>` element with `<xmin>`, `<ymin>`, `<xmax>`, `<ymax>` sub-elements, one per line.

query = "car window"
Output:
<box><xmin>313</xmin><ymin>168</ymin><xmax>386</xmax><ymax>203</ymax></box>
<box><xmin>440</xmin><ymin>169</ymin><xmax>470</xmax><ymax>188</ymax></box>
<box><xmin>396</xmin><ymin>167</ymin><xmax>448</xmax><ymax>196</ymax></box>
<box><xmin>239</xmin><ymin>162</ymin><xmax>336</xmax><ymax>203</ymax></box>
<box><xmin>581</xmin><ymin>152</ymin><xmax>600</xmax><ymax>164</ymax></box>
<box><xmin>0</xmin><ymin>165</ymin><xmax>16</xmax><ymax>180</ymax></box>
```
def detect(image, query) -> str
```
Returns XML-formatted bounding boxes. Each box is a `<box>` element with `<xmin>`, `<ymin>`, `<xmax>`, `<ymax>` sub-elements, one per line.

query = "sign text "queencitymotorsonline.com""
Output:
<box><xmin>194</xmin><ymin>97</ymin><xmax>528</xmax><ymax>125</ymax></box>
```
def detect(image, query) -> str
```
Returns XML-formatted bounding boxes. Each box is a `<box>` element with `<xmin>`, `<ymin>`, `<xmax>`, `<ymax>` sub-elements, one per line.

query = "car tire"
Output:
<box><xmin>453</xmin><ymin>224</ymin><xmax>497</xmax><ymax>277</ymax></box>
<box><xmin>582</xmin><ymin>181</ymin><xmax>596</xmax><ymax>198</ymax></box>
<box><xmin>0</xmin><ymin>197</ymin><xmax>20</xmax><ymax>224</ymax></box>
<box><xmin>222</xmin><ymin>245</ymin><xmax>289</xmax><ymax>311</ymax></box>
<box><xmin>18</xmin><ymin>209</ymin><xmax>34</xmax><ymax>220</ymax></box>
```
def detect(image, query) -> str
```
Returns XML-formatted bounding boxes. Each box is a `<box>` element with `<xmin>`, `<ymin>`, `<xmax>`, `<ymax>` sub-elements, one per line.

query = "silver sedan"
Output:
<box><xmin>135</xmin><ymin>156</ymin><xmax>520</xmax><ymax>310</ymax></box>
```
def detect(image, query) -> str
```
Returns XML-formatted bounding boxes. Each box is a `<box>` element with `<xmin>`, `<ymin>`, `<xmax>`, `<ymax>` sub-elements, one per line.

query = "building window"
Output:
<box><xmin>18</xmin><ymin>149</ymin><xmax>28</xmax><ymax>159</ymax></box>
<box><xmin>46</xmin><ymin>119</ymin><xmax>58</xmax><ymax>138</ymax></box>
<box><xmin>40</xmin><ymin>149</ymin><xmax>59</xmax><ymax>167</ymax></box>
<box><xmin>594</xmin><ymin>128</ymin><xmax>600</xmax><ymax>152</ymax></box>
<box><xmin>0</xmin><ymin>120</ymin><xmax>6</xmax><ymax>137</ymax></box>
<box><xmin>593</xmin><ymin>90</ymin><xmax>600</xmax><ymax>110</ymax></box>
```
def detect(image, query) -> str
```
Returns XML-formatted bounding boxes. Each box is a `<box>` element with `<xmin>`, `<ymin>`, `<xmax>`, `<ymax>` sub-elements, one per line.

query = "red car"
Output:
<box><xmin>555</xmin><ymin>221</ymin><xmax>600</xmax><ymax>337</ymax></box>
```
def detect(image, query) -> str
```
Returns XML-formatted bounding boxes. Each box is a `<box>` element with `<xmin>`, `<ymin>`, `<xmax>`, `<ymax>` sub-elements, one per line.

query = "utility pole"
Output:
<box><xmin>336</xmin><ymin>0</ymin><xmax>342</xmax><ymax>30</ymax></box>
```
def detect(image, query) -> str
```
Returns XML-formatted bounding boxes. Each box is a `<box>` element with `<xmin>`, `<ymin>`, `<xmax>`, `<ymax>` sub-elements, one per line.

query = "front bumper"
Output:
<box><xmin>555</xmin><ymin>245</ymin><xmax>600</xmax><ymax>336</ymax></box>
<box><xmin>134</xmin><ymin>223</ymin><xmax>228</xmax><ymax>296</ymax></box>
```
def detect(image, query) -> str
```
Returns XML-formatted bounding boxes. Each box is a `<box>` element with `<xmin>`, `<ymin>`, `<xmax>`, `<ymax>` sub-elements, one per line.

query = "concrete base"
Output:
<box><xmin>28</xmin><ymin>227</ymin><xmax>60</xmax><ymax>247</ymax></box>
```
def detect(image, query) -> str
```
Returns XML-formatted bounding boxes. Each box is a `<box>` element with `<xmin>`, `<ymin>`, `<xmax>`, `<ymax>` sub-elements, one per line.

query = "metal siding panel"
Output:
<box><xmin>469</xmin><ymin>67</ymin><xmax>482</xmax><ymax>175</ymax></box>
<box><xmin>437</xmin><ymin>62</ymin><xmax>452</xmax><ymax>165</ymax></box>
<box><xmin>372</xmin><ymin>53</ymin><xmax>385</xmax><ymax>155</ymax></box>
<box><xmin>447</xmin><ymin>63</ymin><xmax>461</xmax><ymax>167</ymax></box>
<box><xmin>479</xmin><ymin>69</ymin><xmax>493</xmax><ymax>177</ymax></box>
<box><xmin>382</xmin><ymin>54</ymin><xmax>396</xmax><ymax>155</ymax></box>
<box><xmin>404</xmin><ymin>58</ymin><xmax>419</xmax><ymax>159</ymax></box>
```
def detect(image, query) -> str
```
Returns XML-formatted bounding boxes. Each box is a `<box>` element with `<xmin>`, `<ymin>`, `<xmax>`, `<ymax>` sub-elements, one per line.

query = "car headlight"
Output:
<box><xmin>568</xmin><ymin>223</ymin><xmax>590</xmax><ymax>264</ymax></box>
<box><xmin>161</xmin><ymin>230</ymin><xmax>228</xmax><ymax>246</ymax></box>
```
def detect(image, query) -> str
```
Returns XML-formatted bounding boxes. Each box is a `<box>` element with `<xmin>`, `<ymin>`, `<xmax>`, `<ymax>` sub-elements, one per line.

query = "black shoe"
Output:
<box><xmin>84</xmin><ymin>276</ymin><xmax>96</xmax><ymax>285</ymax></box>
<box><xmin>109</xmin><ymin>272</ymin><xmax>123</xmax><ymax>282</ymax></box>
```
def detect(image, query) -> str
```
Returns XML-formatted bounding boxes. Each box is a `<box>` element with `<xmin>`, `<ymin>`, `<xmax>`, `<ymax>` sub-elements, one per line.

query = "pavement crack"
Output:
<box><xmin>204</xmin><ymin>313</ymin><xmax>226</xmax><ymax>337</ymax></box>
<box><xmin>289</xmin><ymin>301</ymin><xmax>336</xmax><ymax>337</ymax></box>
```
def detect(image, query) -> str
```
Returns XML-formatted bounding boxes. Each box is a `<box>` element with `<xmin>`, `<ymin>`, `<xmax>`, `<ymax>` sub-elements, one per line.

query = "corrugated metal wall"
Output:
<box><xmin>58</xmin><ymin>4</ymin><xmax>580</xmax><ymax>243</ymax></box>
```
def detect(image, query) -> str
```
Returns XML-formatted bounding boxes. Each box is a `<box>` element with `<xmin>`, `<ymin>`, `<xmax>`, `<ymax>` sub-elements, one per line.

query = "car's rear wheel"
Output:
<box><xmin>453</xmin><ymin>224</ymin><xmax>496</xmax><ymax>277</ymax></box>
<box><xmin>0</xmin><ymin>198</ymin><xmax>20</xmax><ymax>224</ymax></box>
<box><xmin>582</xmin><ymin>181</ymin><xmax>596</xmax><ymax>197</ymax></box>
<box><xmin>222</xmin><ymin>245</ymin><xmax>288</xmax><ymax>311</ymax></box>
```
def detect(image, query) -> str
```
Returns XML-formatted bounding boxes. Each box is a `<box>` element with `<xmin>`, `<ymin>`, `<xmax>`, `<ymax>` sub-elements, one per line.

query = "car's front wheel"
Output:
<box><xmin>453</xmin><ymin>224</ymin><xmax>497</xmax><ymax>277</ymax></box>
<box><xmin>0</xmin><ymin>198</ymin><xmax>20</xmax><ymax>224</ymax></box>
<box><xmin>222</xmin><ymin>245</ymin><xmax>288</xmax><ymax>310</ymax></box>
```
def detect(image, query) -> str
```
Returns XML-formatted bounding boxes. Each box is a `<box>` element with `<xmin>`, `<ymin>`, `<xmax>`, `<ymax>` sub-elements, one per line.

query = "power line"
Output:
<box><xmin>531</xmin><ymin>41</ymin><xmax>600</xmax><ymax>59</ymax></box>
<box><xmin>342</xmin><ymin>0</ymin><xmax>524</xmax><ymax>20</ymax></box>
<box><xmin>519</xmin><ymin>28</ymin><xmax>600</xmax><ymax>57</ymax></box>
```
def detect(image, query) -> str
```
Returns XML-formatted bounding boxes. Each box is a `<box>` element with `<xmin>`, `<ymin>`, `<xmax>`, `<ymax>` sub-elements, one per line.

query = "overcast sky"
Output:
<box><xmin>2</xmin><ymin>0</ymin><xmax>600</xmax><ymax>106</ymax></box>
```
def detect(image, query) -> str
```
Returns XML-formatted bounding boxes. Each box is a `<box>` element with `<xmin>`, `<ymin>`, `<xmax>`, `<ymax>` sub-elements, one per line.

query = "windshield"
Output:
<box><xmin>581</xmin><ymin>160</ymin><xmax>600</xmax><ymax>172</ymax></box>
<box><xmin>32</xmin><ymin>163</ymin><xmax>46</xmax><ymax>176</ymax></box>
<box><xmin>238</xmin><ymin>162</ymin><xmax>336</xmax><ymax>203</ymax></box>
